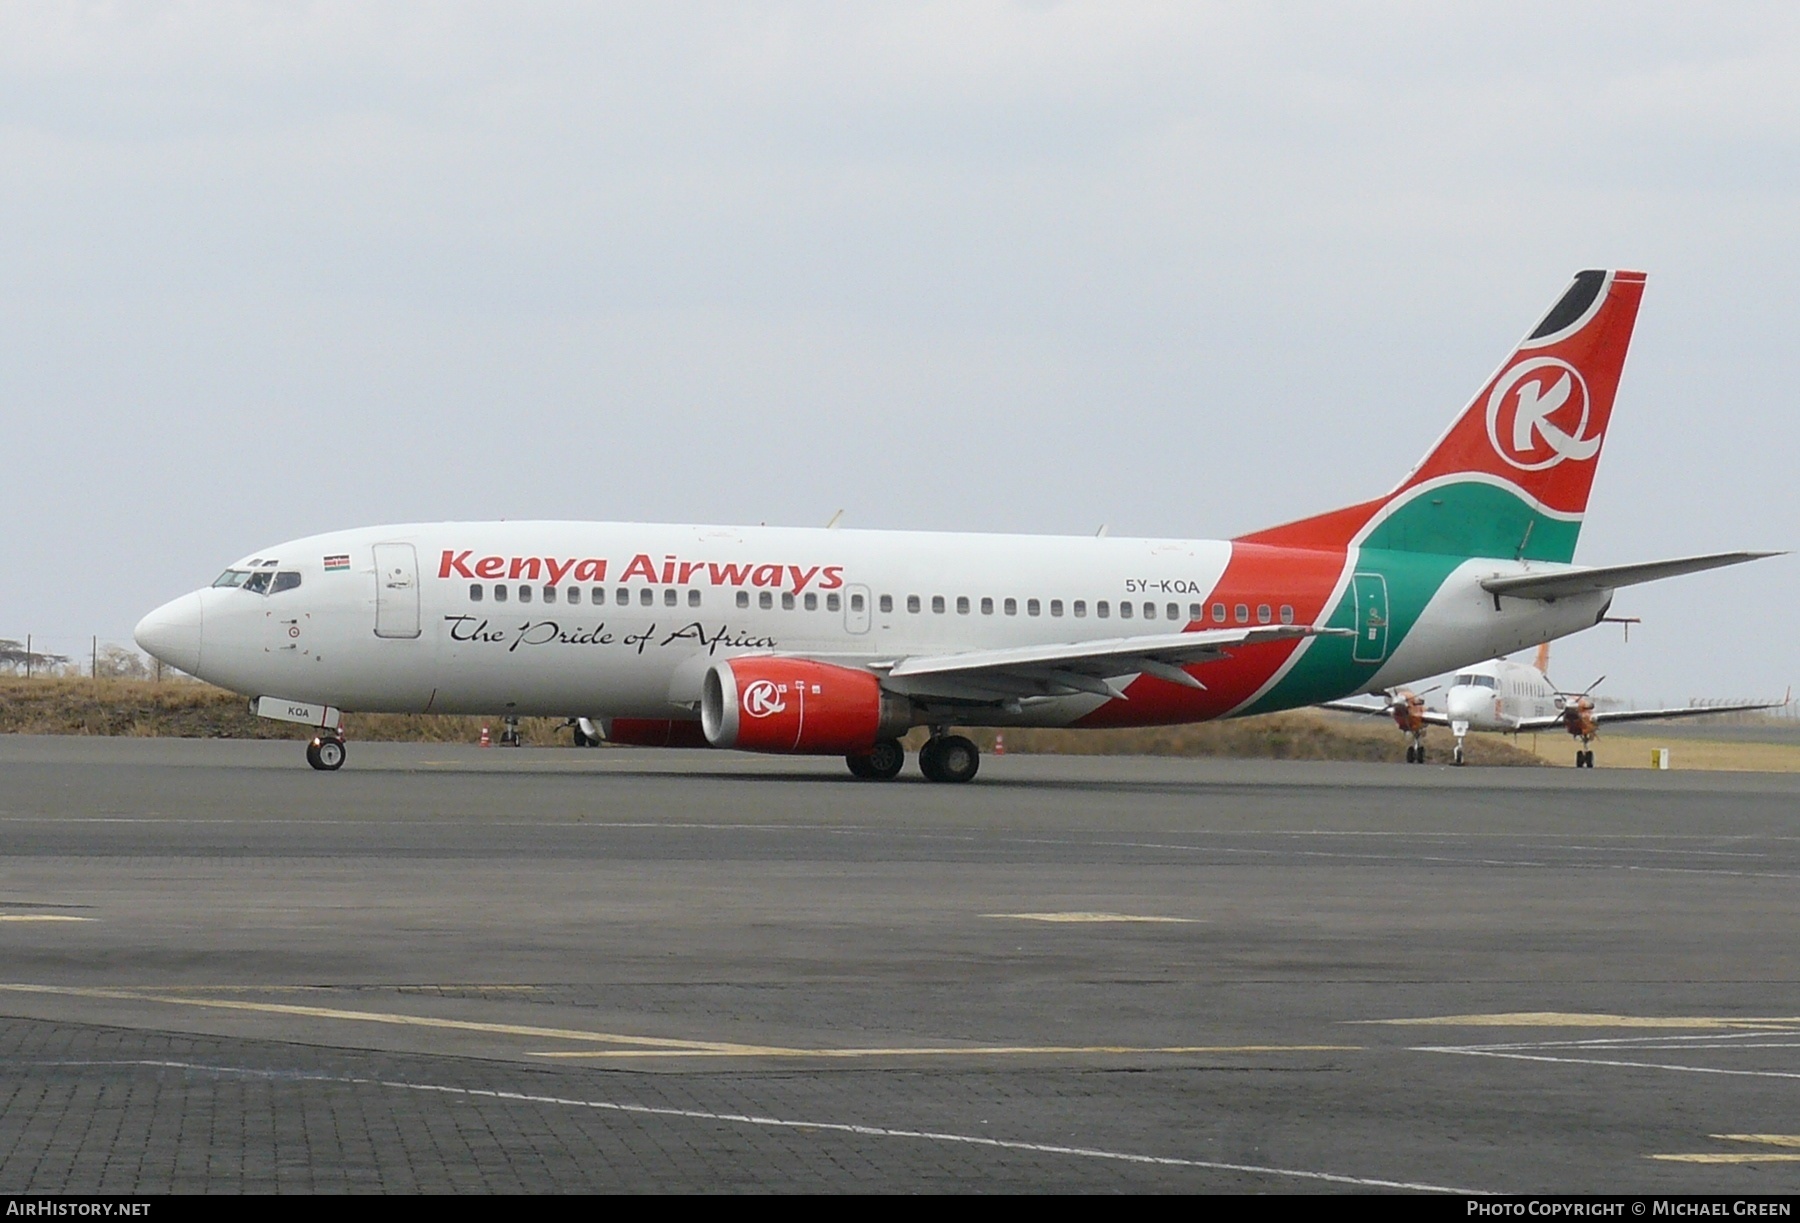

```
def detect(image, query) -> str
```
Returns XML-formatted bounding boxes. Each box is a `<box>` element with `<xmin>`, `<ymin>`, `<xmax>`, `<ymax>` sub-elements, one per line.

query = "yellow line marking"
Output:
<box><xmin>983</xmin><ymin>912</ymin><xmax>1198</xmax><ymax>924</ymax></box>
<box><xmin>1649</xmin><ymin>1154</ymin><xmax>1800</xmax><ymax>1164</ymax></box>
<box><xmin>1714</xmin><ymin>1134</ymin><xmax>1800</xmax><ymax>1148</ymax></box>
<box><xmin>528</xmin><ymin>1044</ymin><xmax>1360</xmax><ymax>1060</ymax></box>
<box><xmin>1363</xmin><ymin>1012</ymin><xmax>1800</xmax><ymax>1030</ymax></box>
<box><xmin>0</xmin><ymin>915</ymin><xmax>94</xmax><ymax>923</ymax></box>
<box><xmin>0</xmin><ymin>984</ymin><xmax>1357</xmax><ymax>1060</ymax></box>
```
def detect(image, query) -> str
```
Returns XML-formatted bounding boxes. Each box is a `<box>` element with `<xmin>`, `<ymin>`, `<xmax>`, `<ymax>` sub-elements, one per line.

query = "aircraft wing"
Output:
<box><xmin>1507</xmin><ymin>695</ymin><xmax>1791</xmax><ymax>732</ymax></box>
<box><xmin>879</xmin><ymin>625</ymin><xmax>1351</xmax><ymax>703</ymax></box>
<box><xmin>1479</xmin><ymin>551</ymin><xmax>1782</xmax><ymax>601</ymax></box>
<box><xmin>1318</xmin><ymin>698</ymin><xmax>1452</xmax><ymax>726</ymax></box>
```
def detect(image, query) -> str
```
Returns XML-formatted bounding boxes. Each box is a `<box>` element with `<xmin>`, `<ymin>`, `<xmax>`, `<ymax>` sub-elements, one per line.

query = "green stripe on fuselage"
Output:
<box><xmin>1239</xmin><ymin>482</ymin><xmax>1580</xmax><ymax>715</ymax></box>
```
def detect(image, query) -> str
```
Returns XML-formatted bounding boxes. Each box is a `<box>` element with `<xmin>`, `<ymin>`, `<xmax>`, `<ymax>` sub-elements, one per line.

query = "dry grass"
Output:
<box><xmin>0</xmin><ymin>675</ymin><xmax>1545</xmax><ymax>764</ymax></box>
<box><xmin>1516</xmin><ymin>731</ymin><xmax>1800</xmax><ymax>773</ymax></box>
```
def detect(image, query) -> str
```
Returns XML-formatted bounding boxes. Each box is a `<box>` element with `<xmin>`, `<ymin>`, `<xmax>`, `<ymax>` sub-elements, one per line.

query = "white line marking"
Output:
<box><xmin>1414</xmin><ymin>1046</ymin><xmax>1800</xmax><ymax>1082</ymax></box>
<box><xmin>32</xmin><ymin>1058</ymin><xmax>1484</xmax><ymax>1194</ymax></box>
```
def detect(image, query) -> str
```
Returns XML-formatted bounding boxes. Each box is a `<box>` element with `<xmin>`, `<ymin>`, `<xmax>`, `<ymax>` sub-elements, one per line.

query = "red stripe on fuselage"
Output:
<box><xmin>1072</xmin><ymin>542</ymin><xmax>1347</xmax><ymax>728</ymax></box>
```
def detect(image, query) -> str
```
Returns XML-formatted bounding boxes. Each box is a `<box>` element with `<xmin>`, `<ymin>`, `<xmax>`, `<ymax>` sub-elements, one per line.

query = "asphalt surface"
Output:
<box><xmin>2</xmin><ymin>735</ymin><xmax>1798</xmax><ymax>1193</ymax></box>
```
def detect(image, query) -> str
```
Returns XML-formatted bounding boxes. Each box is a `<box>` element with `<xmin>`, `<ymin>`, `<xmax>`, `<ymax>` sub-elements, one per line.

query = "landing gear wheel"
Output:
<box><xmin>1576</xmin><ymin>749</ymin><xmax>1594</xmax><ymax>769</ymax></box>
<box><xmin>1452</xmin><ymin>744</ymin><xmax>1465</xmax><ymax>767</ymax></box>
<box><xmin>920</xmin><ymin>734</ymin><xmax>979</xmax><ymax>784</ymax></box>
<box><xmin>308</xmin><ymin>735</ymin><xmax>346</xmax><ymax>771</ymax></box>
<box><xmin>1405</xmin><ymin>744</ymin><xmax>1417</xmax><ymax>764</ymax></box>
<box><xmin>866</xmin><ymin>738</ymin><xmax>904</xmax><ymax>780</ymax></box>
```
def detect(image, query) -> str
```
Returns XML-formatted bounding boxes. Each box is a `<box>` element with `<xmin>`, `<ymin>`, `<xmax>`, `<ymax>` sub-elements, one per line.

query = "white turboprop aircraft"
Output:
<box><xmin>1324</xmin><ymin>645</ymin><xmax>1789</xmax><ymax>767</ymax></box>
<box><xmin>134</xmin><ymin>270</ymin><xmax>1782</xmax><ymax>781</ymax></box>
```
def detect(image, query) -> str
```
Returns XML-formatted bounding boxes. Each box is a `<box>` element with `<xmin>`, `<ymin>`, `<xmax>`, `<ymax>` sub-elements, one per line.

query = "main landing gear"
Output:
<box><xmin>1574</xmin><ymin>746</ymin><xmax>1596</xmax><ymax>768</ymax></box>
<box><xmin>843</xmin><ymin>733</ymin><xmax>982</xmax><ymax>783</ymax></box>
<box><xmin>919</xmin><ymin>733</ymin><xmax>980</xmax><ymax>784</ymax></box>
<box><xmin>1403</xmin><ymin>733</ymin><xmax>1428</xmax><ymax>764</ymax></box>
<box><xmin>305</xmin><ymin>733</ymin><xmax>347</xmax><ymax>772</ymax></box>
<box><xmin>846</xmin><ymin>738</ymin><xmax>906</xmax><ymax>780</ymax></box>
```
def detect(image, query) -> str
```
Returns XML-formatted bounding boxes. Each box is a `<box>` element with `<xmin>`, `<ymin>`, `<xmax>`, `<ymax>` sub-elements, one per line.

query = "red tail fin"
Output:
<box><xmin>1241</xmin><ymin>270</ymin><xmax>1647</xmax><ymax>562</ymax></box>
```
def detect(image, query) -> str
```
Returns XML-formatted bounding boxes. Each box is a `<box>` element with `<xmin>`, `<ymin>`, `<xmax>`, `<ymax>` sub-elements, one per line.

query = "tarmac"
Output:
<box><xmin>2</xmin><ymin>734</ymin><xmax>1799</xmax><ymax>1193</ymax></box>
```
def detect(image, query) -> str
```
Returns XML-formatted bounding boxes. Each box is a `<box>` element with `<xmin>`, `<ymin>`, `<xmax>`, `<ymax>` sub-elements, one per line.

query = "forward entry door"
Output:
<box><xmin>373</xmin><ymin>543</ymin><xmax>422</xmax><ymax>639</ymax></box>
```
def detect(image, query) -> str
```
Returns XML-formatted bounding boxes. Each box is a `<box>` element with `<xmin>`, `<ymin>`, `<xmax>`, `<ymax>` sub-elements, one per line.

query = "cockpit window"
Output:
<box><xmin>212</xmin><ymin>570</ymin><xmax>251</xmax><ymax>588</ymax></box>
<box><xmin>243</xmin><ymin>571</ymin><xmax>273</xmax><ymax>595</ymax></box>
<box><xmin>1454</xmin><ymin>673</ymin><xmax>1497</xmax><ymax>689</ymax></box>
<box><xmin>271</xmin><ymin>571</ymin><xmax>302</xmax><ymax>594</ymax></box>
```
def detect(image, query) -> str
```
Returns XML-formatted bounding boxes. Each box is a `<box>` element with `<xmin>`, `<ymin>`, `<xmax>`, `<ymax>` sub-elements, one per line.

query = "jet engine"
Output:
<box><xmin>701</xmin><ymin>658</ymin><xmax>912</xmax><ymax>754</ymax></box>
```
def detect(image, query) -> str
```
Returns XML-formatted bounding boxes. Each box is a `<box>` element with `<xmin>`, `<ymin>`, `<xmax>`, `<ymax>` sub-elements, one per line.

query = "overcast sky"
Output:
<box><xmin>2</xmin><ymin>2</ymin><xmax>1795</xmax><ymax>701</ymax></box>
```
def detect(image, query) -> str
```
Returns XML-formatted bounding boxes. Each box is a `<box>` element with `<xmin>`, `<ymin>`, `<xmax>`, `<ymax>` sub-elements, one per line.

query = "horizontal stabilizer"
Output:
<box><xmin>1479</xmin><ymin>551</ymin><xmax>1783</xmax><ymax>602</ymax></box>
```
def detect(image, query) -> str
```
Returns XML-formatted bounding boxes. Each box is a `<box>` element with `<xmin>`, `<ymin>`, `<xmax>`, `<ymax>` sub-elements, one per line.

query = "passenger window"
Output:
<box><xmin>1142</xmin><ymin>602</ymin><xmax>1155</xmax><ymax>620</ymax></box>
<box><xmin>1120</xmin><ymin>602</ymin><xmax>1133</xmax><ymax>620</ymax></box>
<box><xmin>244</xmin><ymin>571</ymin><xmax>272</xmax><ymax>595</ymax></box>
<box><xmin>782</xmin><ymin>593</ymin><xmax>795</xmax><ymax>610</ymax></box>
<box><xmin>980</xmin><ymin>597</ymin><xmax>993</xmax><ymax>615</ymax></box>
<box><xmin>639</xmin><ymin>589</ymin><xmax>653</xmax><ymax>607</ymax></box>
<box><xmin>1212</xmin><ymin>603</ymin><xmax>1226</xmax><ymax>623</ymax></box>
<box><xmin>804</xmin><ymin>593</ymin><xmax>817</xmax><ymax>610</ymax></box>
<box><xmin>829</xmin><ymin>594</ymin><xmax>843</xmax><ymax>612</ymax></box>
<box><xmin>737</xmin><ymin>591</ymin><xmax>750</xmax><ymax>609</ymax></box>
<box><xmin>1097</xmin><ymin>601</ymin><xmax>1110</xmax><ymax>618</ymax></box>
<box><xmin>907</xmin><ymin>595</ymin><xmax>921</xmax><ymax>613</ymax></box>
<box><xmin>1280</xmin><ymin>604</ymin><xmax>1294</xmax><ymax>624</ymax></box>
<box><xmin>616</xmin><ymin>588</ymin><xmax>629</xmax><ymax>605</ymax></box>
<box><xmin>271</xmin><ymin>571</ymin><xmax>302</xmax><ymax>594</ymax></box>
<box><xmin>594</xmin><ymin>587</ymin><xmax>606</xmax><ymax>605</ymax></box>
<box><xmin>1234</xmin><ymin>604</ymin><xmax>1249</xmax><ymax>623</ymax></box>
<box><xmin>1168</xmin><ymin>603</ymin><xmax>1180</xmax><ymax>621</ymax></box>
<box><xmin>664</xmin><ymin>588</ymin><xmax>677</xmax><ymax>607</ymax></box>
<box><xmin>956</xmin><ymin>596</ymin><xmax>970</xmax><ymax>615</ymax></box>
<box><xmin>1257</xmin><ymin>604</ymin><xmax>1272</xmax><ymax>624</ymax></box>
<box><xmin>1004</xmin><ymin>598</ymin><xmax>1017</xmax><ymax>616</ymax></box>
<box><xmin>1072</xmin><ymin>600</ymin><xmax>1085</xmax><ymax>618</ymax></box>
<box><xmin>494</xmin><ymin>585</ymin><xmax>508</xmax><ymax>603</ymax></box>
<box><xmin>932</xmin><ymin>596</ymin><xmax>945</xmax><ymax>614</ymax></box>
<box><xmin>689</xmin><ymin>589</ymin><xmax>702</xmax><ymax>608</ymax></box>
<box><xmin>1049</xmin><ymin>599</ymin><xmax>1062</xmax><ymax>617</ymax></box>
<box><xmin>519</xmin><ymin>585</ymin><xmax>532</xmax><ymax>604</ymax></box>
<box><xmin>567</xmin><ymin>587</ymin><xmax>581</xmax><ymax>605</ymax></box>
<box><xmin>470</xmin><ymin>584</ymin><xmax>483</xmax><ymax>602</ymax></box>
<box><xmin>544</xmin><ymin>586</ymin><xmax>557</xmax><ymax>604</ymax></box>
<box><xmin>760</xmin><ymin>591</ymin><xmax>774</xmax><ymax>610</ymax></box>
<box><xmin>879</xmin><ymin>594</ymin><xmax>893</xmax><ymax>613</ymax></box>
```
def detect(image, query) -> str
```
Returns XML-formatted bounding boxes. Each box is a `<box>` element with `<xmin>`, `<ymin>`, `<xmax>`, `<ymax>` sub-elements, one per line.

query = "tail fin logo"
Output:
<box><xmin>1485</xmin><ymin>356</ymin><xmax>1600</xmax><ymax>471</ymax></box>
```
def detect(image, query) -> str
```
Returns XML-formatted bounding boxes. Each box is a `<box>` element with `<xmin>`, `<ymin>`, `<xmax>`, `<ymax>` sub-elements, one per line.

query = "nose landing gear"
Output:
<box><xmin>306</xmin><ymin>734</ymin><xmax>347</xmax><ymax>771</ymax></box>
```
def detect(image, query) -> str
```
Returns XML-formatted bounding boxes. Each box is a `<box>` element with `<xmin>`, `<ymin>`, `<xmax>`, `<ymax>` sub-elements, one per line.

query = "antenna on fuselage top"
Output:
<box><xmin>1095</xmin><ymin>524</ymin><xmax>1109</xmax><ymax>537</ymax></box>
<box><xmin>825</xmin><ymin>509</ymin><xmax>844</xmax><ymax>529</ymax></box>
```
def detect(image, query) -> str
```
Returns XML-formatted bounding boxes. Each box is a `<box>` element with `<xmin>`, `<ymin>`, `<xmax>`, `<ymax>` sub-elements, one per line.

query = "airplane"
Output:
<box><xmin>134</xmin><ymin>269</ymin><xmax>1782</xmax><ymax>781</ymax></box>
<box><xmin>1324</xmin><ymin>645</ymin><xmax>1790</xmax><ymax>767</ymax></box>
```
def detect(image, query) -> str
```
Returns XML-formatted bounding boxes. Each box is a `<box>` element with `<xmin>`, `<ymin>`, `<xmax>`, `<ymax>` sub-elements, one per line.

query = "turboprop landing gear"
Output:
<box><xmin>846</xmin><ymin>738</ymin><xmax>906</xmax><ymax>781</ymax></box>
<box><xmin>1451</xmin><ymin>741</ymin><xmax>1465</xmax><ymax>767</ymax></box>
<box><xmin>1575</xmin><ymin>747</ymin><xmax>1595</xmax><ymax>768</ymax></box>
<box><xmin>306</xmin><ymin>734</ymin><xmax>347</xmax><ymax>772</ymax></box>
<box><xmin>1404</xmin><ymin>732</ymin><xmax>1427</xmax><ymax>764</ymax></box>
<box><xmin>919</xmin><ymin>733</ymin><xmax>980</xmax><ymax>784</ymax></box>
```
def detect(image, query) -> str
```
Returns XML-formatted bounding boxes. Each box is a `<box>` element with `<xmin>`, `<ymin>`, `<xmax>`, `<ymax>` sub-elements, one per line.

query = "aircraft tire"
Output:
<box><xmin>846</xmin><ymin>753</ymin><xmax>875</xmax><ymax>779</ymax></box>
<box><xmin>1452</xmin><ymin>745</ymin><xmax>1464</xmax><ymax>767</ymax></box>
<box><xmin>926</xmin><ymin>735</ymin><xmax>979</xmax><ymax>784</ymax></box>
<box><xmin>918</xmin><ymin>737</ymin><xmax>944</xmax><ymax>781</ymax></box>
<box><xmin>1405</xmin><ymin>745</ymin><xmax>1416</xmax><ymax>764</ymax></box>
<box><xmin>865</xmin><ymin>738</ymin><xmax>905</xmax><ymax>780</ymax></box>
<box><xmin>310</xmin><ymin>736</ymin><xmax>346</xmax><ymax>771</ymax></box>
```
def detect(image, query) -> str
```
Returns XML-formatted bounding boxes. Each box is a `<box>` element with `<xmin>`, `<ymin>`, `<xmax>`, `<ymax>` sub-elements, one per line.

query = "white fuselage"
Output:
<box><xmin>135</xmin><ymin>520</ymin><xmax>1611</xmax><ymax>729</ymax></box>
<box><xmin>1443</xmin><ymin>658</ymin><xmax>1564</xmax><ymax>731</ymax></box>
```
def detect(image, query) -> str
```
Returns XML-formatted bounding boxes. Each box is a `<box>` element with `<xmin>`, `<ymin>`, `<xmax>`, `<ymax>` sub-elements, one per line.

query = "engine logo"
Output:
<box><xmin>742</xmin><ymin>679</ymin><xmax>787</xmax><ymax>718</ymax></box>
<box><xmin>1485</xmin><ymin>357</ymin><xmax>1601</xmax><ymax>471</ymax></box>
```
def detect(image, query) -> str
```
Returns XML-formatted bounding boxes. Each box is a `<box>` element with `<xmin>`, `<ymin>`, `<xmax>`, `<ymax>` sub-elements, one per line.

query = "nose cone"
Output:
<box><xmin>134</xmin><ymin>592</ymin><xmax>204</xmax><ymax>675</ymax></box>
<box><xmin>1445</xmin><ymin>687</ymin><xmax>1482</xmax><ymax>723</ymax></box>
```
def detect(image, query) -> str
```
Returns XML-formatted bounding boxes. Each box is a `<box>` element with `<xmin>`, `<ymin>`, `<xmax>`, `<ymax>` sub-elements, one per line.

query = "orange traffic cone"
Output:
<box><xmin>479</xmin><ymin>725</ymin><xmax>491</xmax><ymax>748</ymax></box>
<box><xmin>994</xmin><ymin>733</ymin><xmax>1006</xmax><ymax>756</ymax></box>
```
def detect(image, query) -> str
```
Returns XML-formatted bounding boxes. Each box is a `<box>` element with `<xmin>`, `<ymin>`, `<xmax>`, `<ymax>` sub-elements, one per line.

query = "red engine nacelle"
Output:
<box><xmin>701</xmin><ymin>657</ymin><xmax>911</xmax><ymax>754</ymax></box>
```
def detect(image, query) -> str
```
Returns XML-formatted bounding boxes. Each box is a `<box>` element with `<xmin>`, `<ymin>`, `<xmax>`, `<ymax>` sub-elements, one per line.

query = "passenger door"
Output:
<box><xmin>373</xmin><ymin>543</ymin><xmax>422</xmax><ymax>639</ymax></box>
